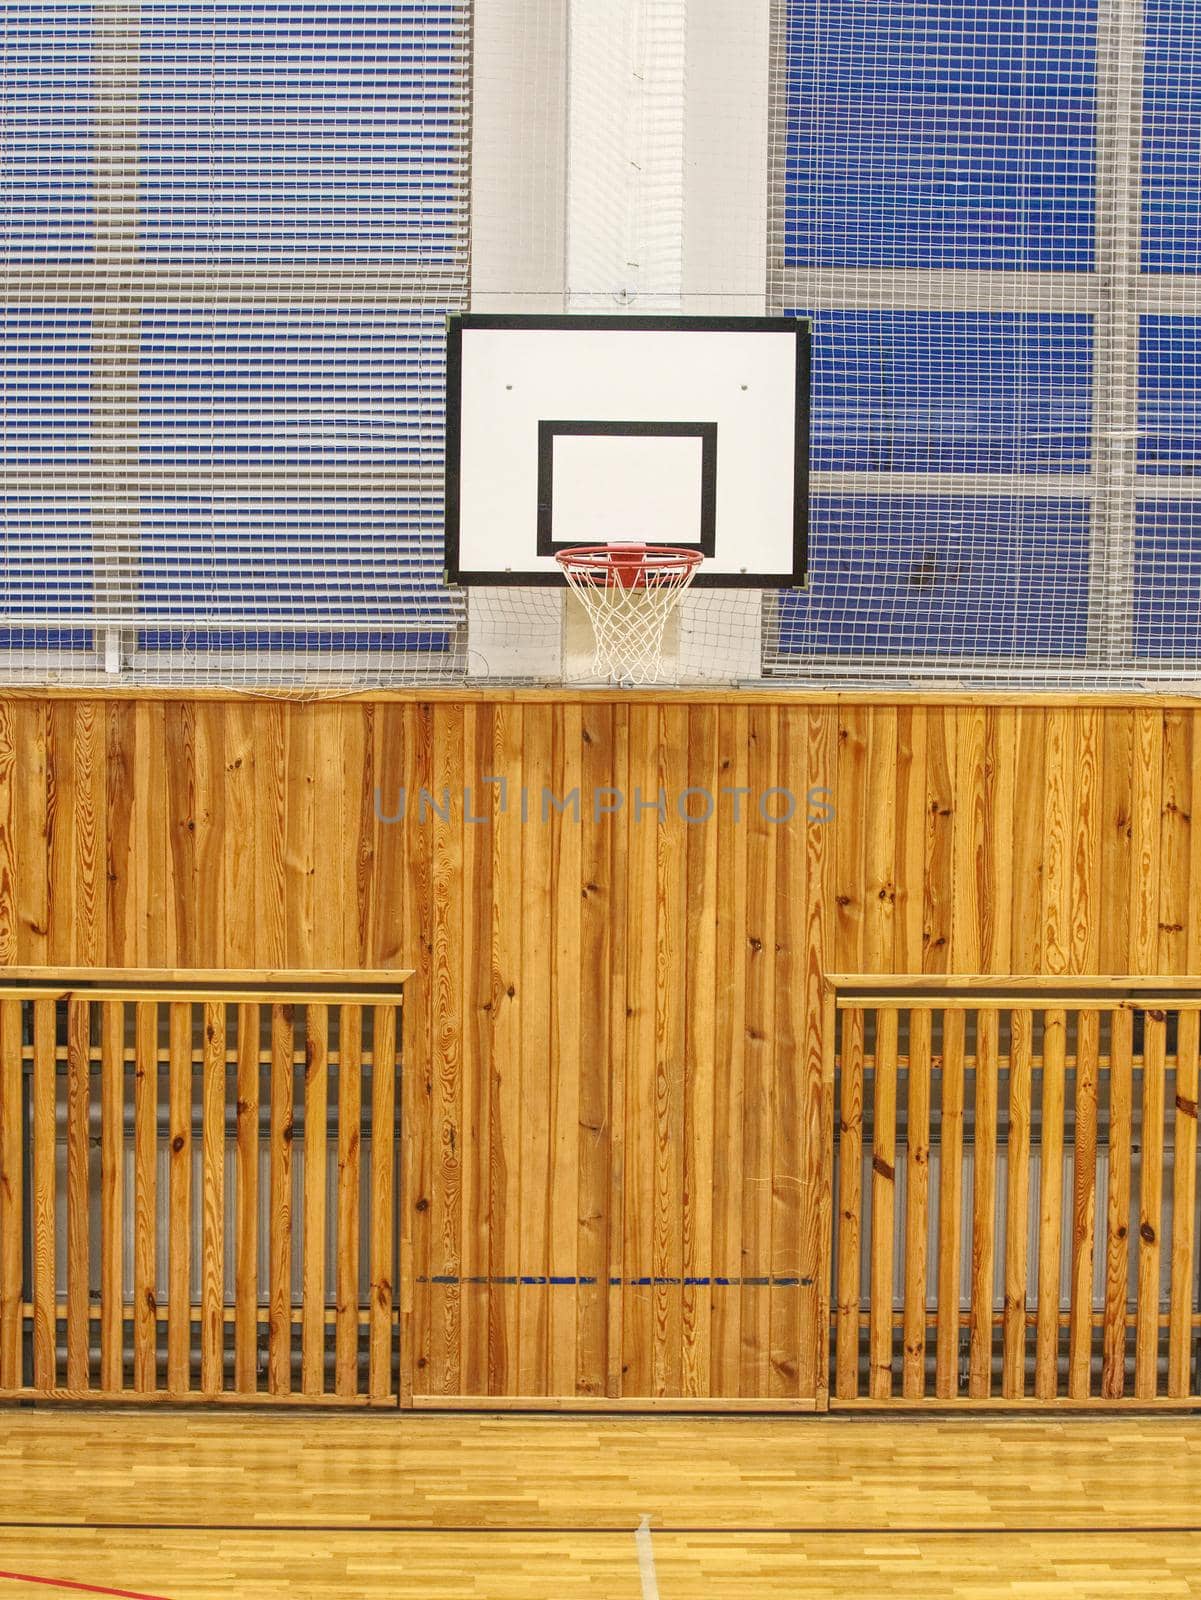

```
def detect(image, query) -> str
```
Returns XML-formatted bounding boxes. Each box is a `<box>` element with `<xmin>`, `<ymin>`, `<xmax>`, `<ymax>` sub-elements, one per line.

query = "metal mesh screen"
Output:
<box><xmin>5</xmin><ymin>2</ymin><xmax>1201</xmax><ymax>690</ymax></box>
<box><xmin>1</xmin><ymin>2</ymin><xmax>469</xmax><ymax>689</ymax></box>
<box><xmin>763</xmin><ymin>0</ymin><xmax>1201</xmax><ymax>688</ymax></box>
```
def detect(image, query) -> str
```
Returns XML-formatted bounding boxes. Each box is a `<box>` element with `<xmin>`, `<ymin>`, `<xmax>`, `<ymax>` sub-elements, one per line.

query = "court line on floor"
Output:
<box><xmin>635</xmin><ymin>1515</ymin><xmax>659</xmax><ymax>1600</ymax></box>
<box><xmin>0</xmin><ymin>1572</ymin><xmax>170</xmax><ymax>1600</ymax></box>
<box><xmin>1</xmin><ymin>1524</ymin><xmax>1198</xmax><ymax>1536</ymax></box>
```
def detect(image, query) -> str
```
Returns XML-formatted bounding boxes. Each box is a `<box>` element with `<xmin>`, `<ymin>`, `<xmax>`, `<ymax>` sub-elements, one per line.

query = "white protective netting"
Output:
<box><xmin>759</xmin><ymin>0</ymin><xmax>1195</xmax><ymax>689</ymax></box>
<box><xmin>1</xmin><ymin>2</ymin><xmax>469</xmax><ymax>689</ymax></box>
<box><xmin>4</xmin><ymin>1</ymin><xmax>1201</xmax><ymax>690</ymax></box>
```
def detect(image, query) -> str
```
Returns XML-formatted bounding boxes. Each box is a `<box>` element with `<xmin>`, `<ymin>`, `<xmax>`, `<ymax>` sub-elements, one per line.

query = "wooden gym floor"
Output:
<box><xmin>0</xmin><ymin>1411</ymin><xmax>1199</xmax><ymax>1597</ymax></box>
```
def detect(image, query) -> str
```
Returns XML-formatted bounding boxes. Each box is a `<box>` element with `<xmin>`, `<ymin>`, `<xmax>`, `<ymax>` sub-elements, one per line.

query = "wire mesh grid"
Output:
<box><xmin>2</xmin><ymin>1</ymin><xmax>1201</xmax><ymax>690</ymax></box>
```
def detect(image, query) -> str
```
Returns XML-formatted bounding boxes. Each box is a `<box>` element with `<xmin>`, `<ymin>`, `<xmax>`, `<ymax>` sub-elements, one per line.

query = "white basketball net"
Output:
<box><xmin>556</xmin><ymin>545</ymin><xmax>704</xmax><ymax>685</ymax></box>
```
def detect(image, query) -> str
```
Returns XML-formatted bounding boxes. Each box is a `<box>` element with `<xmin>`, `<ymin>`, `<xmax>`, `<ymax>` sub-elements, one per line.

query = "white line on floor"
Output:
<box><xmin>635</xmin><ymin>1513</ymin><xmax>660</xmax><ymax>1600</ymax></box>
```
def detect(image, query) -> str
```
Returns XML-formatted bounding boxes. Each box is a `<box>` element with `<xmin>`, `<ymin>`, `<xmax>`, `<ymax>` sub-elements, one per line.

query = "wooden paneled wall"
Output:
<box><xmin>0</xmin><ymin>694</ymin><xmax>1197</xmax><ymax>1404</ymax></box>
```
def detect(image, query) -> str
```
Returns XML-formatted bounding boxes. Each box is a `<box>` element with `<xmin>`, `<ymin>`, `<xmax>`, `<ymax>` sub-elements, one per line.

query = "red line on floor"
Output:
<box><xmin>0</xmin><ymin>1571</ymin><xmax>170</xmax><ymax>1600</ymax></box>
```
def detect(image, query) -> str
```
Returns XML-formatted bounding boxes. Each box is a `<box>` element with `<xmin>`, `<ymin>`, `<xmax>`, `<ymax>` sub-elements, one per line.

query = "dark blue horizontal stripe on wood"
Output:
<box><xmin>417</xmin><ymin>1274</ymin><xmax>813</xmax><ymax>1288</ymax></box>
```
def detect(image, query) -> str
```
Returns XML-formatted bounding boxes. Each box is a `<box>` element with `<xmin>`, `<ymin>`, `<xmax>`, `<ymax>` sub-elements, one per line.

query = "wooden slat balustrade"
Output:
<box><xmin>0</xmin><ymin>969</ymin><xmax>408</xmax><ymax>1406</ymax></box>
<box><xmin>830</xmin><ymin>981</ymin><xmax>1201</xmax><ymax>1406</ymax></box>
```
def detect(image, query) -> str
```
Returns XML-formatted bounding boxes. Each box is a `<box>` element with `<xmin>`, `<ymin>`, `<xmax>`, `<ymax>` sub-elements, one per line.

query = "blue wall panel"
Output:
<box><xmin>802</xmin><ymin>310</ymin><xmax>1093</xmax><ymax>474</ymax></box>
<box><xmin>784</xmin><ymin>0</ymin><xmax>1097</xmax><ymax>269</ymax></box>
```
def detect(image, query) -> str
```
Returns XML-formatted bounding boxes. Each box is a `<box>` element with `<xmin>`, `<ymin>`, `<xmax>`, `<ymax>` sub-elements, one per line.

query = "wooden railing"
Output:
<box><xmin>830</xmin><ymin>979</ymin><xmax>1201</xmax><ymax>1407</ymax></box>
<box><xmin>0</xmin><ymin>969</ymin><xmax>409</xmax><ymax>1406</ymax></box>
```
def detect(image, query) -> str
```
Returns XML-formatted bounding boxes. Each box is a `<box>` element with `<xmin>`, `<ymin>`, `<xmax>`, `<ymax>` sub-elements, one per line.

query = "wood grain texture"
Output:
<box><xmin>31</xmin><ymin>999</ymin><xmax>57</xmax><ymax>1389</ymax></box>
<box><xmin>1135</xmin><ymin>1010</ymin><xmax>1166</xmax><ymax>1399</ymax></box>
<box><xmin>1</xmin><ymin>697</ymin><xmax>1201</xmax><ymax>1406</ymax></box>
<box><xmin>1003</xmin><ymin>1010</ymin><xmax>1033</xmax><ymax>1398</ymax></box>
<box><xmin>935</xmin><ymin>1009</ymin><xmax>965</xmax><ymax>1398</ymax></box>
<box><xmin>1102</xmin><ymin>1009</ymin><xmax>1134</xmax><ymax>1399</ymax></box>
<box><xmin>1035</xmin><ymin>1009</ymin><xmax>1067</xmax><ymax>1399</ymax></box>
<box><xmin>167</xmin><ymin>1002</ymin><xmax>192</xmax><ymax>1392</ymax></box>
<box><xmin>835</xmin><ymin>1009</ymin><xmax>863</xmax><ymax>1400</ymax></box>
<box><xmin>0</xmin><ymin>998</ymin><xmax>21</xmax><ymax>1388</ymax></box>
<box><xmin>968</xmin><ymin>1009</ymin><xmax>998</xmax><ymax>1398</ymax></box>
<box><xmin>65</xmin><ymin>998</ymin><xmax>91</xmax><ymax>1389</ymax></box>
<box><xmin>1168</xmin><ymin>1008</ymin><xmax>1199</xmax><ymax>1396</ymax></box>
<box><xmin>1068</xmin><ymin>1010</ymin><xmax>1099</xmax><ymax>1398</ymax></box>
<box><xmin>902</xmin><ymin>1009</ymin><xmax>932</xmax><ymax>1399</ymax></box>
<box><xmin>868</xmin><ymin>1010</ymin><xmax>898</xmax><ymax>1399</ymax></box>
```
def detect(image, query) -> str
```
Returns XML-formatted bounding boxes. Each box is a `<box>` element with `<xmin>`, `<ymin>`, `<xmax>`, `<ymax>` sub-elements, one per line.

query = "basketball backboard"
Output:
<box><xmin>445</xmin><ymin>314</ymin><xmax>810</xmax><ymax>589</ymax></box>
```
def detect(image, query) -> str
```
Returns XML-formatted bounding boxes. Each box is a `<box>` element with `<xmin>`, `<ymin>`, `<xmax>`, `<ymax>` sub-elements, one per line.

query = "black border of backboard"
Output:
<box><xmin>444</xmin><ymin>313</ymin><xmax>810</xmax><ymax>588</ymax></box>
<box><xmin>535</xmin><ymin>420</ymin><xmax>719</xmax><ymax>558</ymax></box>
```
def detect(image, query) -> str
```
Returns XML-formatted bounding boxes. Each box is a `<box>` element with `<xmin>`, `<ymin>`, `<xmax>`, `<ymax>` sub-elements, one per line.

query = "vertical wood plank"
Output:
<box><xmin>268</xmin><ymin>1002</ymin><xmax>295</xmax><ymax>1395</ymax></box>
<box><xmin>1158</xmin><ymin>712</ymin><xmax>1191</xmax><ymax>974</ymax></box>
<box><xmin>981</xmin><ymin>709</ymin><xmax>1016</xmax><ymax>975</ymax></box>
<box><xmin>1042</xmin><ymin>712</ymin><xmax>1072</xmax><ymax>976</ymax></box>
<box><xmin>1009</xmin><ymin>712</ymin><xmax>1045</xmax><ymax>973</ymax></box>
<box><xmin>201</xmin><ymin>1001</ymin><xmax>226</xmax><ymax>1395</ymax></box>
<box><xmin>835</xmin><ymin>707</ymin><xmax>867</xmax><ymax>974</ymax></box>
<box><xmin>133</xmin><ymin>1001</ymin><xmax>158</xmax><ymax>1392</ymax></box>
<box><xmin>710</xmin><ymin>705</ymin><xmax>747</xmax><ymax>1397</ymax></box>
<box><xmin>577</xmin><ymin>705</ymin><xmax>615</xmax><ymax>1398</ymax></box>
<box><xmin>935</xmin><ymin>1008</ymin><xmax>965</xmax><ymax>1398</ymax></box>
<box><xmin>684</xmin><ymin>707</ymin><xmax>713</xmax><ymax>1395</ymax></box>
<box><xmin>951</xmin><ymin>705</ymin><xmax>985</xmax><ymax>974</ymax></box>
<box><xmin>893</xmin><ymin>708</ymin><xmax>927</xmax><ymax>973</ymax></box>
<box><xmin>549</xmin><ymin>706</ymin><xmax>582</xmax><ymax>1398</ymax></box>
<box><xmin>66</xmin><ymin>997</ymin><xmax>91</xmax><ymax>1390</ymax></box>
<box><xmin>336</xmin><ymin>1005</ymin><xmax>363</xmax><ymax>1397</ymax></box>
<box><xmin>968</xmin><ymin>1008</ymin><xmax>998</xmax><ymax>1398</ymax></box>
<box><xmin>1068</xmin><ymin>1011</ymin><xmax>1100</xmax><ymax>1401</ymax></box>
<box><xmin>104</xmin><ymin>703</ymin><xmax>135</xmax><ymax>967</ymax></box>
<box><xmin>741</xmin><ymin>704</ymin><xmax>777</xmax><ymax>1398</ymax></box>
<box><xmin>622</xmin><ymin>704</ymin><xmax>658</xmax><ymax>1397</ymax></box>
<box><xmin>1135</xmin><ymin>1008</ymin><xmax>1166</xmax><ymax>1399</ymax></box>
<box><xmin>868</xmin><ymin>1008</ymin><xmax>897</xmax><ymax>1400</ymax></box>
<box><xmin>1035</xmin><ymin>1009</ymin><xmax>1066</xmax><ymax>1399</ymax></box>
<box><xmin>460</xmin><ymin>704</ymin><xmax>493</xmax><ymax>1397</ymax></box>
<box><xmin>167</xmin><ymin>1001</ymin><xmax>192</xmax><ymax>1392</ymax></box>
<box><xmin>430</xmin><ymin>705</ymin><xmax>464</xmax><ymax>1397</ymax></box>
<box><xmin>863</xmin><ymin>707</ymin><xmax>897</xmax><ymax>973</ymax></box>
<box><xmin>0</xmin><ymin>705</ymin><xmax>16</xmax><ymax>968</ymax></box>
<box><xmin>254</xmin><ymin>705</ymin><xmax>288</xmax><ymax>970</ymax></box>
<box><xmin>17</xmin><ymin>702</ymin><xmax>49</xmax><ymax>967</ymax></box>
<box><xmin>923</xmin><ymin>708</ymin><xmax>957</xmax><ymax>973</ymax></box>
<box><xmin>370</xmin><ymin>1004</ymin><xmax>398</xmax><ymax>1402</ymax></box>
<box><xmin>488</xmin><ymin>705</ymin><xmax>522</xmax><ymax>1398</ymax></box>
<box><xmin>193</xmin><ymin>703</ymin><xmax>227</xmax><ymax>966</ymax></box>
<box><xmin>1102</xmin><ymin>1007</ymin><xmax>1134</xmax><ymax>1397</ymax></box>
<box><xmin>1071</xmin><ymin>709</ymin><xmax>1102</xmax><ymax>975</ymax></box>
<box><xmin>1068</xmin><ymin>1010</ymin><xmax>1100</xmax><ymax>1399</ymax></box>
<box><xmin>47</xmin><ymin>702</ymin><xmax>77</xmax><ymax>966</ymax></box>
<box><xmin>1100</xmin><ymin>710</ymin><xmax>1134</xmax><ymax>972</ymax></box>
<box><xmin>1003</xmin><ymin>1009</ymin><xmax>1033</xmax><ymax>1397</ymax></box>
<box><xmin>73</xmin><ymin>700</ymin><xmax>106</xmax><ymax>966</ymax></box>
<box><xmin>223</xmin><ymin>706</ymin><xmax>257</xmax><ymax>970</ymax></box>
<box><xmin>902</xmin><ymin>1008</ymin><xmax>932</xmax><ymax>1398</ymax></box>
<box><xmin>801</xmin><ymin>710</ymin><xmax>838</xmax><ymax>1406</ymax></box>
<box><xmin>99</xmin><ymin>999</ymin><xmax>124</xmax><ymax>1392</ymax></box>
<box><xmin>1168</xmin><ymin>1008</ymin><xmax>1199</xmax><ymax>1397</ymax></box>
<box><xmin>1129</xmin><ymin>711</ymin><xmax>1164</xmax><ymax>975</ymax></box>
<box><xmin>302</xmin><ymin>1005</ymin><xmax>329</xmax><ymax>1397</ymax></box>
<box><xmin>835</xmin><ymin>1007</ymin><xmax>864</xmax><ymax>1400</ymax></box>
<box><xmin>234</xmin><ymin>1003</ymin><xmax>260</xmax><ymax>1394</ymax></box>
<box><xmin>0</xmin><ymin>998</ymin><xmax>23</xmax><ymax>1388</ymax></box>
<box><xmin>164</xmin><ymin>703</ymin><xmax>198</xmax><ymax>969</ymax></box>
<box><xmin>32</xmin><ymin>999</ymin><xmax>57</xmax><ymax>1390</ymax></box>
<box><xmin>604</xmin><ymin>704</ymin><xmax>630</xmax><ymax>1399</ymax></box>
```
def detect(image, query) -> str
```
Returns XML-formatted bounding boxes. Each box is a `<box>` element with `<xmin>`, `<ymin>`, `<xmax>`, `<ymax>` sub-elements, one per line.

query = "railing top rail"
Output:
<box><xmin>830</xmin><ymin>973</ymin><xmax>1201</xmax><ymax>1010</ymax></box>
<box><xmin>0</xmin><ymin>966</ymin><xmax>412</xmax><ymax>1001</ymax></box>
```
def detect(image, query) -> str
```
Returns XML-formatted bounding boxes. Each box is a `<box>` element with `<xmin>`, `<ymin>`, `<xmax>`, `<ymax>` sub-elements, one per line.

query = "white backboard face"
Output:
<box><xmin>446</xmin><ymin>316</ymin><xmax>809</xmax><ymax>586</ymax></box>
